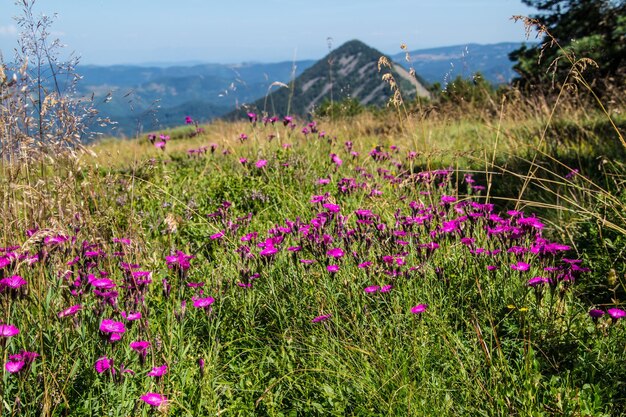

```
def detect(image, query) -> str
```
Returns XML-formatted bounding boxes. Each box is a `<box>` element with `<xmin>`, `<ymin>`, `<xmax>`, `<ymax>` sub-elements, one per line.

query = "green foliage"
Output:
<box><xmin>510</xmin><ymin>0</ymin><xmax>626</xmax><ymax>90</ymax></box>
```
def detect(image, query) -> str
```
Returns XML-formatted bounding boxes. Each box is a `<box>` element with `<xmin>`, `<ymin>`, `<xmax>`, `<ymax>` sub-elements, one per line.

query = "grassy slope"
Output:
<box><xmin>1</xmin><ymin>105</ymin><xmax>625</xmax><ymax>416</ymax></box>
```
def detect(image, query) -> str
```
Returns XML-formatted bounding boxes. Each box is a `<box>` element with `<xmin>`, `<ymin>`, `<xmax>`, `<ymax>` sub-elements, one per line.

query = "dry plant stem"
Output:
<box><xmin>486</xmin><ymin>95</ymin><xmax>507</xmax><ymax>203</ymax></box>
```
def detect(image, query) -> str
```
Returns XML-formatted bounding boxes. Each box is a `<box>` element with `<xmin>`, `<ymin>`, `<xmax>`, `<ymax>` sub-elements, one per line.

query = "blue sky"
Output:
<box><xmin>0</xmin><ymin>0</ymin><xmax>537</xmax><ymax>65</ymax></box>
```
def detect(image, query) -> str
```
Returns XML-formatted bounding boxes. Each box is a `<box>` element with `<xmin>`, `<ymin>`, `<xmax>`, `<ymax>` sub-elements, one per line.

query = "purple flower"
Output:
<box><xmin>140</xmin><ymin>392</ymin><xmax>167</xmax><ymax>407</ymax></box>
<box><xmin>327</xmin><ymin>265</ymin><xmax>340</xmax><ymax>273</ymax></box>
<box><xmin>380</xmin><ymin>284</ymin><xmax>393</xmax><ymax>293</ymax></box>
<box><xmin>411</xmin><ymin>304</ymin><xmax>428</xmax><ymax>314</ymax></box>
<box><xmin>210</xmin><ymin>231</ymin><xmax>225</xmax><ymax>240</ymax></box>
<box><xmin>130</xmin><ymin>340</ymin><xmax>150</xmax><ymax>353</ymax></box>
<box><xmin>185</xmin><ymin>115</ymin><xmax>194</xmax><ymax>124</ymax></box>
<box><xmin>255</xmin><ymin>159</ymin><xmax>267</xmax><ymax>168</ymax></box>
<box><xmin>260</xmin><ymin>245</ymin><xmax>278</xmax><ymax>257</ymax></box>
<box><xmin>589</xmin><ymin>309</ymin><xmax>605</xmax><ymax>319</ymax></box>
<box><xmin>358</xmin><ymin>261</ymin><xmax>372</xmax><ymax>269</ymax></box>
<box><xmin>326</xmin><ymin>247</ymin><xmax>345</xmax><ymax>258</ymax></box>
<box><xmin>0</xmin><ymin>275</ymin><xmax>27</xmax><ymax>290</ymax></box>
<box><xmin>121</xmin><ymin>311</ymin><xmax>142</xmax><ymax>321</ymax></box>
<box><xmin>94</xmin><ymin>356</ymin><xmax>114</xmax><ymax>374</ymax></box>
<box><xmin>312</xmin><ymin>314</ymin><xmax>332</xmax><ymax>323</ymax></box>
<box><xmin>0</xmin><ymin>324</ymin><xmax>19</xmax><ymax>337</ymax></box>
<box><xmin>527</xmin><ymin>276</ymin><xmax>550</xmax><ymax>287</ymax></box>
<box><xmin>364</xmin><ymin>285</ymin><xmax>379</xmax><ymax>293</ymax></box>
<box><xmin>608</xmin><ymin>308</ymin><xmax>626</xmax><ymax>320</ymax></box>
<box><xmin>323</xmin><ymin>203</ymin><xmax>340</xmax><ymax>213</ymax></box>
<box><xmin>5</xmin><ymin>359</ymin><xmax>25</xmax><ymax>374</ymax></box>
<box><xmin>99</xmin><ymin>319</ymin><xmax>126</xmax><ymax>334</ymax></box>
<box><xmin>58</xmin><ymin>304</ymin><xmax>82</xmax><ymax>318</ymax></box>
<box><xmin>510</xmin><ymin>262</ymin><xmax>530</xmax><ymax>271</ymax></box>
<box><xmin>192</xmin><ymin>296</ymin><xmax>215</xmax><ymax>309</ymax></box>
<box><xmin>147</xmin><ymin>364</ymin><xmax>168</xmax><ymax>377</ymax></box>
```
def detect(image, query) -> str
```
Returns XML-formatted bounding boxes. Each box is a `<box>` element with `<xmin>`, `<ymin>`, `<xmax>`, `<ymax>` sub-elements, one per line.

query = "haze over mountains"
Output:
<box><xmin>77</xmin><ymin>41</ymin><xmax>523</xmax><ymax>136</ymax></box>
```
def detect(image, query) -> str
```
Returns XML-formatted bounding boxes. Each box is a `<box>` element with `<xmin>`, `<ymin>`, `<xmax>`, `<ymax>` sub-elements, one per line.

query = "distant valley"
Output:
<box><xmin>77</xmin><ymin>42</ymin><xmax>524</xmax><ymax>136</ymax></box>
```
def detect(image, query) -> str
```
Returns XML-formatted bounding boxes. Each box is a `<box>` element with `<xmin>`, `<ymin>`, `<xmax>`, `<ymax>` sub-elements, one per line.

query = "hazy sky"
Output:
<box><xmin>0</xmin><ymin>0</ymin><xmax>537</xmax><ymax>65</ymax></box>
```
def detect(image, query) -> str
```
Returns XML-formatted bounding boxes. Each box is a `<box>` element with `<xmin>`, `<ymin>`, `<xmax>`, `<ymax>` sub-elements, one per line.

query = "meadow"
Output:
<box><xmin>1</xmin><ymin>70</ymin><xmax>626</xmax><ymax>416</ymax></box>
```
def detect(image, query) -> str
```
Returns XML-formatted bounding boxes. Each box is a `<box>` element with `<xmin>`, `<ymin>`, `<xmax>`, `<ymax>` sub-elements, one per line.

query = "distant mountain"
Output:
<box><xmin>391</xmin><ymin>42</ymin><xmax>523</xmax><ymax>86</ymax></box>
<box><xmin>76</xmin><ymin>42</ymin><xmax>524</xmax><ymax>136</ymax></box>
<box><xmin>78</xmin><ymin>61</ymin><xmax>315</xmax><ymax>136</ymax></box>
<box><xmin>232</xmin><ymin>39</ymin><xmax>431</xmax><ymax>118</ymax></box>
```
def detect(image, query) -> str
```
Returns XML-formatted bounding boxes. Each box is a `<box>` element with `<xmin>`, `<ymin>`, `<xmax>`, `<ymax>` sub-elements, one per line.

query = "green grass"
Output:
<box><xmin>1</xmin><ymin>107</ymin><xmax>625</xmax><ymax>416</ymax></box>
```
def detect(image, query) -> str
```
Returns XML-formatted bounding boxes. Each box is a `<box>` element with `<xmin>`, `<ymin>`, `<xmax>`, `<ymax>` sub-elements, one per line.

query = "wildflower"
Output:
<box><xmin>5</xmin><ymin>351</ymin><xmax>38</xmax><ymax>374</ymax></box>
<box><xmin>0</xmin><ymin>275</ymin><xmax>27</xmax><ymax>290</ymax></box>
<box><xmin>608</xmin><ymin>308</ymin><xmax>626</xmax><ymax>320</ymax></box>
<box><xmin>147</xmin><ymin>364</ymin><xmax>168</xmax><ymax>377</ymax></box>
<box><xmin>58</xmin><ymin>304</ymin><xmax>82</xmax><ymax>318</ymax></box>
<box><xmin>247</xmin><ymin>112</ymin><xmax>257</xmax><ymax>122</ymax></box>
<box><xmin>130</xmin><ymin>340</ymin><xmax>150</xmax><ymax>353</ymax></box>
<box><xmin>323</xmin><ymin>203</ymin><xmax>340</xmax><ymax>213</ymax></box>
<box><xmin>527</xmin><ymin>276</ymin><xmax>550</xmax><ymax>287</ymax></box>
<box><xmin>255</xmin><ymin>159</ymin><xmax>267</xmax><ymax>168</ymax></box>
<box><xmin>358</xmin><ymin>261</ymin><xmax>372</xmax><ymax>269</ymax></box>
<box><xmin>155</xmin><ymin>141</ymin><xmax>166</xmax><ymax>150</ymax></box>
<box><xmin>411</xmin><ymin>304</ymin><xmax>428</xmax><ymax>314</ymax></box>
<box><xmin>185</xmin><ymin>115</ymin><xmax>194</xmax><ymax>124</ymax></box>
<box><xmin>260</xmin><ymin>245</ymin><xmax>278</xmax><ymax>257</ymax></box>
<box><xmin>0</xmin><ymin>324</ymin><xmax>19</xmax><ymax>337</ymax></box>
<box><xmin>326</xmin><ymin>248</ymin><xmax>344</xmax><ymax>258</ymax></box>
<box><xmin>380</xmin><ymin>284</ymin><xmax>393</xmax><ymax>293</ymax></box>
<box><xmin>141</xmin><ymin>392</ymin><xmax>167</xmax><ymax>407</ymax></box>
<box><xmin>510</xmin><ymin>262</ymin><xmax>530</xmax><ymax>271</ymax></box>
<box><xmin>121</xmin><ymin>311</ymin><xmax>142</xmax><ymax>321</ymax></box>
<box><xmin>192</xmin><ymin>296</ymin><xmax>215</xmax><ymax>309</ymax></box>
<box><xmin>588</xmin><ymin>309</ymin><xmax>605</xmax><ymax>319</ymax></box>
<box><xmin>327</xmin><ymin>265</ymin><xmax>340</xmax><ymax>273</ymax></box>
<box><xmin>239</xmin><ymin>133</ymin><xmax>248</xmax><ymax>142</ymax></box>
<box><xmin>312</xmin><ymin>314</ymin><xmax>331</xmax><ymax>323</ymax></box>
<box><xmin>364</xmin><ymin>285</ymin><xmax>379</xmax><ymax>293</ymax></box>
<box><xmin>210</xmin><ymin>231</ymin><xmax>225</xmax><ymax>240</ymax></box>
<box><xmin>94</xmin><ymin>356</ymin><xmax>114</xmax><ymax>374</ymax></box>
<box><xmin>99</xmin><ymin>319</ymin><xmax>126</xmax><ymax>334</ymax></box>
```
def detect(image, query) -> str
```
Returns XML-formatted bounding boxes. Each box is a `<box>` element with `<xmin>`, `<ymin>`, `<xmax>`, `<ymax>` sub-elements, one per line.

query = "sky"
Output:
<box><xmin>0</xmin><ymin>0</ymin><xmax>538</xmax><ymax>66</ymax></box>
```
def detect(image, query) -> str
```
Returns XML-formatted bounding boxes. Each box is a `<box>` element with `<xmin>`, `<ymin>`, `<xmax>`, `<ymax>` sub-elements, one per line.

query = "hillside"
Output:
<box><xmin>392</xmin><ymin>42</ymin><xmax>523</xmax><ymax>86</ymax></box>
<box><xmin>233</xmin><ymin>39</ymin><xmax>431</xmax><ymax>117</ymax></box>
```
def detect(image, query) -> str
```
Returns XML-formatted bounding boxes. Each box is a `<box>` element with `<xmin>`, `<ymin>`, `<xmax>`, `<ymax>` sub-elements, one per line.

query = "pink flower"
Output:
<box><xmin>312</xmin><ymin>314</ymin><xmax>332</xmax><ymax>323</ymax></box>
<box><xmin>0</xmin><ymin>324</ymin><xmax>19</xmax><ymax>337</ymax></box>
<box><xmin>380</xmin><ymin>284</ymin><xmax>393</xmax><ymax>293</ymax></box>
<box><xmin>323</xmin><ymin>203</ymin><xmax>340</xmax><ymax>213</ymax></box>
<box><xmin>411</xmin><ymin>304</ymin><xmax>428</xmax><ymax>314</ymax></box>
<box><xmin>0</xmin><ymin>275</ymin><xmax>27</xmax><ymax>290</ymax></box>
<box><xmin>5</xmin><ymin>359</ymin><xmax>25</xmax><ymax>373</ymax></box>
<box><xmin>260</xmin><ymin>245</ymin><xmax>278</xmax><ymax>257</ymax></box>
<box><xmin>147</xmin><ymin>364</ymin><xmax>168</xmax><ymax>377</ymax></box>
<box><xmin>140</xmin><ymin>392</ymin><xmax>167</xmax><ymax>407</ymax></box>
<box><xmin>327</xmin><ymin>265</ymin><xmax>339</xmax><ymax>273</ymax></box>
<box><xmin>121</xmin><ymin>311</ymin><xmax>142</xmax><ymax>321</ymax></box>
<box><xmin>185</xmin><ymin>115</ymin><xmax>194</xmax><ymax>124</ymax></box>
<box><xmin>364</xmin><ymin>285</ymin><xmax>379</xmax><ymax>294</ymax></box>
<box><xmin>255</xmin><ymin>159</ymin><xmax>267</xmax><ymax>168</ymax></box>
<box><xmin>192</xmin><ymin>296</ymin><xmax>215</xmax><ymax>309</ymax></box>
<box><xmin>58</xmin><ymin>304</ymin><xmax>82</xmax><ymax>318</ymax></box>
<box><xmin>99</xmin><ymin>319</ymin><xmax>126</xmax><ymax>334</ymax></box>
<box><xmin>130</xmin><ymin>340</ymin><xmax>150</xmax><ymax>353</ymax></box>
<box><xmin>155</xmin><ymin>141</ymin><xmax>166</xmax><ymax>149</ymax></box>
<box><xmin>510</xmin><ymin>262</ymin><xmax>530</xmax><ymax>271</ymax></box>
<box><xmin>608</xmin><ymin>308</ymin><xmax>626</xmax><ymax>320</ymax></box>
<box><xmin>94</xmin><ymin>356</ymin><xmax>114</xmax><ymax>374</ymax></box>
<box><xmin>326</xmin><ymin>248</ymin><xmax>344</xmax><ymax>258</ymax></box>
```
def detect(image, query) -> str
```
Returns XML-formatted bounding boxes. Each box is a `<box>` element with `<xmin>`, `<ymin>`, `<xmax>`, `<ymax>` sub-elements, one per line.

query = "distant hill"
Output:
<box><xmin>76</xmin><ymin>42</ymin><xmax>524</xmax><ymax>136</ymax></box>
<box><xmin>78</xmin><ymin>61</ymin><xmax>314</xmax><ymax>136</ymax></box>
<box><xmin>391</xmin><ymin>42</ymin><xmax>523</xmax><ymax>86</ymax></box>
<box><xmin>232</xmin><ymin>39</ymin><xmax>431</xmax><ymax>118</ymax></box>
